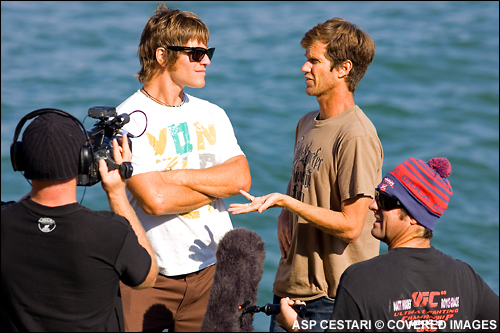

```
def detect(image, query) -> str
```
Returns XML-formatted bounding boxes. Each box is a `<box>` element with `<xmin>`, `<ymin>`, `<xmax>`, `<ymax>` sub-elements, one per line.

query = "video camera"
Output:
<box><xmin>77</xmin><ymin>106</ymin><xmax>133</xmax><ymax>186</ymax></box>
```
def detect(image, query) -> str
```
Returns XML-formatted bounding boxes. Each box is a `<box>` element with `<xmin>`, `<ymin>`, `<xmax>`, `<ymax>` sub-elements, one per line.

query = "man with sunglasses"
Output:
<box><xmin>277</xmin><ymin>157</ymin><xmax>499</xmax><ymax>332</ymax></box>
<box><xmin>228</xmin><ymin>18</ymin><xmax>382</xmax><ymax>331</ymax></box>
<box><xmin>115</xmin><ymin>4</ymin><xmax>251</xmax><ymax>332</ymax></box>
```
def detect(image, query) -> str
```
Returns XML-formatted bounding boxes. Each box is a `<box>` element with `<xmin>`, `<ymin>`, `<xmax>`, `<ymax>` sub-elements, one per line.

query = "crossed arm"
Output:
<box><xmin>127</xmin><ymin>155</ymin><xmax>251</xmax><ymax>215</ymax></box>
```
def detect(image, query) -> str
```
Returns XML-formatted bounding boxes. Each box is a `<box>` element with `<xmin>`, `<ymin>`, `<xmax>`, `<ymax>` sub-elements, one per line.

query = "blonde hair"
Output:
<box><xmin>136</xmin><ymin>3</ymin><xmax>209</xmax><ymax>85</ymax></box>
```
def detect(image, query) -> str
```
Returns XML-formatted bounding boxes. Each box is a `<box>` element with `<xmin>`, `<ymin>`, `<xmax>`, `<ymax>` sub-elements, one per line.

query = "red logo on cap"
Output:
<box><xmin>382</xmin><ymin>177</ymin><xmax>394</xmax><ymax>189</ymax></box>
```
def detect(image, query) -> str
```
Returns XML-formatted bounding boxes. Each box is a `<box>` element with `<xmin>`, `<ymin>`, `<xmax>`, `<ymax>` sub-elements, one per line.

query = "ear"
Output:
<box><xmin>408</xmin><ymin>218</ymin><xmax>419</xmax><ymax>226</ymax></box>
<box><xmin>338</xmin><ymin>60</ymin><xmax>353</xmax><ymax>78</ymax></box>
<box><xmin>408</xmin><ymin>216</ymin><xmax>424</xmax><ymax>229</ymax></box>
<box><xmin>155</xmin><ymin>47</ymin><xmax>166</xmax><ymax>67</ymax></box>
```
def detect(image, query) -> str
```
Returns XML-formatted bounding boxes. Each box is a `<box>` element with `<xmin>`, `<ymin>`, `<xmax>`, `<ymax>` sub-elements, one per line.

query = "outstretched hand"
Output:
<box><xmin>229</xmin><ymin>190</ymin><xmax>293</xmax><ymax>259</ymax></box>
<box><xmin>228</xmin><ymin>190</ymin><xmax>285</xmax><ymax>215</ymax></box>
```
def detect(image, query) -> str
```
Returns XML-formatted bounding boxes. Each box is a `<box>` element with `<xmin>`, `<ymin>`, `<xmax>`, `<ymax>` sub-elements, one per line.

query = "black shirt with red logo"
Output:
<box><xmin>328</xmin><ymin>247</ymin><xmax>499</xmax><ymax>332</ymax></box>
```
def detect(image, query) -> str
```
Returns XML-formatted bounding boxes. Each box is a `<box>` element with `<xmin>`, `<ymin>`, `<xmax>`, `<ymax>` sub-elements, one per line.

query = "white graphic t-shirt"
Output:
<box><xmin>117</xmin><ymin>90</ymin><xmax>244</xmax><ymax>276</ymax></box>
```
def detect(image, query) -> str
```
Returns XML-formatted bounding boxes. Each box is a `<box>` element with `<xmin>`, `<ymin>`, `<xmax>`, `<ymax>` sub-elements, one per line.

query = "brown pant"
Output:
<box><xmin>120</xmin><ymin>265</ymin><xmax>215</xmax><ymax>332</ymax></box>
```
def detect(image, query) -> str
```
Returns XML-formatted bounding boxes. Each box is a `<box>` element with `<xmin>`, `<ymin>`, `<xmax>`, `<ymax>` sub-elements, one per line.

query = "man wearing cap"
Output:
<box><xmin>1</xmin><ymin>112</ymin><xmax>158</xmax><ymax>331</ymax></box>
<box><xmin>277</xmin><ymin>157</ymin><xmax>499</xmax><ymax>332</ymax></box>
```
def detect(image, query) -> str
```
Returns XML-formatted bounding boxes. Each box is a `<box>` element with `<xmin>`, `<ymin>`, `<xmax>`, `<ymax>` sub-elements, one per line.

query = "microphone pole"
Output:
<box><xmin>240</xmin><ymin>302</ymin><xmax>306</xmax><ymax>318</ymax></box>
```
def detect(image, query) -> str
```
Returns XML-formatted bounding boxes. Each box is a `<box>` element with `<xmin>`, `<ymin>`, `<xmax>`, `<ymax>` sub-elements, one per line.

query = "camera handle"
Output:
<box><xmin>106</xmin><ymin>160</ymin><xmax>133</xmax><ymax>180</ymax></box>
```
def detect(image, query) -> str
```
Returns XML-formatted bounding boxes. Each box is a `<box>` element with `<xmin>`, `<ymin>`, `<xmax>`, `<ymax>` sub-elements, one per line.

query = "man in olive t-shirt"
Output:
<box><xmin>228</xmin><ymin>17</ymin><xmax>383</xmax><ymax>332</ymax></box>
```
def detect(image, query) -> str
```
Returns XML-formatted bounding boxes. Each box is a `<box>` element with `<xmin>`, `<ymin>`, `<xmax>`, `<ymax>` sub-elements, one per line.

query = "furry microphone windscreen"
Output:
<box><xmin>200</xmin><ymin>228</ymin><xmax>266</xmax><ymax>332</ymax></box>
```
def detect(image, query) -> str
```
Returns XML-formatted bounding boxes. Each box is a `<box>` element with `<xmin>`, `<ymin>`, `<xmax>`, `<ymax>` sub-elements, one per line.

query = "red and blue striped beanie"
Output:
<box><xmin>377</xmin><ymin>157</ymin><xmax>453</xmax><ymax>231</ymax></box>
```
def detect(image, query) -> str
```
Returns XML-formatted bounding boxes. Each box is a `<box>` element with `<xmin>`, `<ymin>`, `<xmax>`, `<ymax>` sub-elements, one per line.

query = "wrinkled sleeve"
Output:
<box><xmin>337</xmin><ymin>136</ymin><xmax>381</xmax><ymax>202</ymax></box>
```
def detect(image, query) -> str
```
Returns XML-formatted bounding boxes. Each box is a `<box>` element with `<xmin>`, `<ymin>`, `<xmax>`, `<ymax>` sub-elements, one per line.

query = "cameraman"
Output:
<box><xmin>1</xmin><ymin>112</ymin><xmax>158</xmax><ymax>331</ymax></box>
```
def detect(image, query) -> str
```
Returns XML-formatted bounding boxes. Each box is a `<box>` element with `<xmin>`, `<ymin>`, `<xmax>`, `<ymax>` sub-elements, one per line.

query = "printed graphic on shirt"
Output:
<box><xmin>193</xmin><ymin>121</ymin><xmax>216</xmax><ymax>150</ymax></box>
<box><xmin>146</xmin><ymin>121</ymin><xmax>216</xmax><ymax>156</ymax></box>
<box><xmin>291</xmin><ymin>137</ymin><xmax>324</xmax><ymax>201</ymax></box>
<box><xmin>168</xmin><ymin>122</ymin><xmax>193</xmax><ymax>154</ymax></box>
<box><xmin>180</xmin><ymin>201</ymin><xmax>216</xmax><ymax>219</ymax></box>
<box><xmin>38</xmin><ymin>217</ymin><xmax>56</xmax><ymax>233</ymax></box>
<box><xmin>147</xmin><ymin>128</ymin><xmax>168</xmax><ymax>155</ymax></box>
<box><xmin>391</xmin><ymin>290</ymin><xmax>460</xmax><ymax>332</ymax></box>
<box><xmin>145</xmin><ymin>121</ymin><xmax>219</xmax><ymax>219</ymax></box>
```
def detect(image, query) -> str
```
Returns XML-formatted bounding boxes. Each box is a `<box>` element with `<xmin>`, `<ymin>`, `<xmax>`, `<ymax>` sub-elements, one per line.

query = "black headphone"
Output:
<box><xmin>10</xmin><ymin>108</ymin><xmax>94</xmax><ymax>183</ymax></box>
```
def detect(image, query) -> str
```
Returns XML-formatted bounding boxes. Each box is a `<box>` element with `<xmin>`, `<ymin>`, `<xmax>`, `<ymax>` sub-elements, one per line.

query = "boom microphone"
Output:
<box><xmin>200</xmin><ymin>228</ymin><xmax>266</xmax><ymax>332</ymax></box>
<box><xmin>242</xmin><ymin>303</ymin><xmax>306</xmax><ymax>318</ymax></box>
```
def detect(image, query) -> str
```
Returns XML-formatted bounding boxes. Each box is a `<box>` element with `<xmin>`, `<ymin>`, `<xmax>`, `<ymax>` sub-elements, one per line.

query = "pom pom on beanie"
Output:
<box><xmin>427</xmin><ymin>157</ymin><xmax>452</xmax><ymax>179</ymax></box>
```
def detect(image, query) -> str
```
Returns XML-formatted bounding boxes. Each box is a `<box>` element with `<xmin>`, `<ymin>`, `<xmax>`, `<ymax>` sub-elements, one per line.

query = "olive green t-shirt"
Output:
<box><xmin>273</xmin><ymin>106</ymin><xmax>383</xmax><ymax>300</ymax></box>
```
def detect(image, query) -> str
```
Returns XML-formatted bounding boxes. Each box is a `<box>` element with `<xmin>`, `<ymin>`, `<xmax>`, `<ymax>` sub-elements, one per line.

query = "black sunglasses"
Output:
<box><xmin>375</xmin><ymin>188</ymin><xmax>404</xmax><ymax>211</ymax></box>
<box><xmin>166</xmin><ymin>46</ymin><xmax>215</xmax><ymax>62</ymax></box>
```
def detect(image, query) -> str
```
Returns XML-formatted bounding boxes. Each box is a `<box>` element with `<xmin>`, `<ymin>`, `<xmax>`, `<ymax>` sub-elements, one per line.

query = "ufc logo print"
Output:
<box><xmin>412</xmin><ymin>291</ymin><xmax>445</xmax><ymax>307</ymax></box>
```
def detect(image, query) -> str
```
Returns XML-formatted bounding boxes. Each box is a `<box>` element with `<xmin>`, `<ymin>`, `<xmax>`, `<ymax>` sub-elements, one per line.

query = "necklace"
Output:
<box><xmin>140</xmin><ymin>88</ymin><xmax>184</xmax><ymax>107</ymax></box>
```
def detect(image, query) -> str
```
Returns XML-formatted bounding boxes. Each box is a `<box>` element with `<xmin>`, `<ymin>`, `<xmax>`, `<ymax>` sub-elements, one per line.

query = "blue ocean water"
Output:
<box><xmin>1</xmin><ymin>1</ymin><xmax>498</xmax><ymax>331</ymax></box>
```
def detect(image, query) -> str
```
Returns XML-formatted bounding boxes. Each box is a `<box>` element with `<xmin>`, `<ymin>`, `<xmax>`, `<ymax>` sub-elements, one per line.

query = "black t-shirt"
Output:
<box><xmin>1</xmin><ymin>198</ymin><xmax>151</xmax><ymax>332</ymax></box>
<box><xmin>328</xmin><ymin>247</ymin><xmax>499</xmax><ymax>332</ymax></box>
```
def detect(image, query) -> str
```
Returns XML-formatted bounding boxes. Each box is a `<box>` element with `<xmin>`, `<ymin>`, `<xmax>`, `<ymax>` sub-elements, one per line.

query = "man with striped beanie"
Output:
<box><xmin>277</xmin><ymin>157</ymin><xmax>499</xmax><ymax>332</ymax></box>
